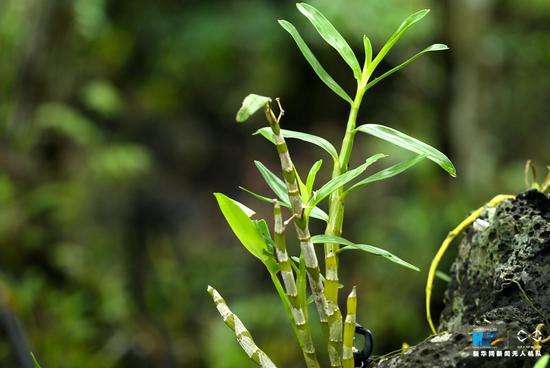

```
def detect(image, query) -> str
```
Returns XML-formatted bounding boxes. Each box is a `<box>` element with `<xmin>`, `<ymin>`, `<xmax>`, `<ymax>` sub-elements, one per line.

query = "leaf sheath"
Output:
<box><xmin>264</xmin><ymin>103</ymin><xmax>332</xmax><ymax>326</ymax></box>
<box><xmin>342</xmin><ymin>287</ymin><xmax>357</xmax><ymax>368</ymax></box>
<box><xmin>274</xmin><ymin>204</ymin><xmax>320</xmax><ymax>368</ymax></box>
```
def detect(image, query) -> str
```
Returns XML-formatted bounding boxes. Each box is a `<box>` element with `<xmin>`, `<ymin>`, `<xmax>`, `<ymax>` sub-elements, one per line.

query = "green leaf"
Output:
<box><xmin>435</xmin><ymin>270</ymin><xmax>452</xmax><ymax>283</ymax></box>
<box><xmin>296</xmin><ymin>3</ymin><xmax>361</xmax><ymax>80</ymax></box>
<box><xmin>310</xmin><ymin>153</ymin><xmax>387</xmax><ymax>207</ymax></box>
<box><xmin>309</xmin><ymin>206</ymin><xmax>329</xmax><ymax>222</ymax></box>
<box><xmin>236</xmin><ymin>94</ymin><xmax>271</xmax><ymax>123</ymax></box>
<box><xmin>311</xmin><ymin>234</ymin><xmax>420</xmax><ymax>272</ymax></box>
<box><xmin>254</xmin><ymin>161</ymin><xmax>290</xmax><ymax>203</ymax></box>
<box><xmin>365</xmin><ymin>44</ymin><xmax>448</xmax><ymax>91</ymax></box>
<box><xmin>254</xmin><ymin>127</ymin><xmax>339</xmax><ymax>162</ymax></box>
<box><xmin>239</xmin><ymin>186</ymin><xmax>279</xmax><ymax>204</ymax></box>
<box><xmin>279</xmin><ymin>19</ymin><xmax>352</xmax><ymax>103</ymax></box>
<box><xmin>347</xmin><ymin>155</ymin><xmax>426</xmax><ymax>192</ymax></box>
<box><xmin>214</xmin><ymin>193</ymin><xmax>277</xmax><ymax>272</ymax></box>
<box><xmin>239</xmin><ymin>186</ymin><xmax>329</xmax><ymax>222</ymax></box>
<box><xmin>255</xmin><ymin>219</ymin><xmax>275</xmax><ymax>251</ymax></box>
<box><xmin>296</xmin><ymin>172</ymin><xmax>308</xmax><ymax>202</ymax></box>
<box><xmin>31</xmin><ymin>352</ymin><xmax>43</xmax><ymax>368</ymax></box>
<box><xmin>355</xmin><ymin>124</ymin><xmax>456</xmax><ymax>177</ymax></box>
<box><xmin>252</xmin><ymin>162</ymin><xmax>331</xmax><ymax>222</ymax></box>
<box><xmin>363</xmin><ymin>35</ymin><xmax>372</xmax><ymax>68</ymax></box>
<box><xmin>535</xmin><ymin>354</ymin><xmax>549</xmax><ymax>368</ymax></box>
<box><xmin>369</xmin><ymin>9</ymin><xmax>430</xmax><ymax>72</ymax></box>
<box><xmin>306</xmin><ymin>160</ymin><xmax>323</xmax><ymax>197</ymax></box>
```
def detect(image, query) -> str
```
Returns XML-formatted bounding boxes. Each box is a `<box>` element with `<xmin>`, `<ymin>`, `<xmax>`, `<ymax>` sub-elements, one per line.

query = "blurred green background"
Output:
<box><xmin>0</xmin><ymin>0</ymin><xmax>548</xmax><ymax>367</ymax></box>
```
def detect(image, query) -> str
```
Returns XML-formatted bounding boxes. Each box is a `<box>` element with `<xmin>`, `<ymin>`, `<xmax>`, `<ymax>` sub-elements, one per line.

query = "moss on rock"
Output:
<box><xmin>370</xmin><ymin>190</ymin><xmax>550</xmax><ymax>368</ymax></box>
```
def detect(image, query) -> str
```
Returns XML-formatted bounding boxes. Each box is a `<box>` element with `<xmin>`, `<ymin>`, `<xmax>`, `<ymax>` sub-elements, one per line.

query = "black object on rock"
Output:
<box><xmin>354</xmin><ymin>323</ymin><xmax>374</xmax><ymax>367</ymax></box>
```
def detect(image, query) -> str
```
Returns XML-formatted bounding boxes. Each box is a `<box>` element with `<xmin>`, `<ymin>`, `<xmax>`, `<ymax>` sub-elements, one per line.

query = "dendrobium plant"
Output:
<box><xmin>208</xmin><ymin>3</ymin><xmax>455</xmax><ymax>367</ymax></box>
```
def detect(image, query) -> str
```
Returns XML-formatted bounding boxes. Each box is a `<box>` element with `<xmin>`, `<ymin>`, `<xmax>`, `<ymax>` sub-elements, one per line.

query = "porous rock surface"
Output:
<box><xmin>370</xmin><ymin>190</ymin><xmax>550</xmax><ymax>368</ymax></box>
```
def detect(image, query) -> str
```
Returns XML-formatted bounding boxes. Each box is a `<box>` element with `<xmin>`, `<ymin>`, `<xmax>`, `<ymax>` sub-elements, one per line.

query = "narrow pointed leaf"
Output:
<box><xmin>363</xmin><ymin>35</ymin><xmax>372</xmax><ymax>68</ymax></box>
<box><xmin>355</xmin><ymin>124</ymin><xmax>456</xmax><ymax>176</ymax></box>
<box><xmin>214</xmin><ymin>193</ymin><xmax>277</xmax><ymax>272</ymax></box>
<box><xmin>306</xmin><ymin>159</ymin><xmax>323</xmax><ymax>196</ymax></box>
<box><xmin>256</xmin><ymin>220</ymin><xmax>277</xmax><ymax>265</ymax></box>
<box><xmin>236</xmin><ymin>94</ymin><xmax>271</xmax><ymax>123</ymax></box>
<box><xmin>296</xmin><ymin>172</ymin><xmax>308</xmax><ymax>202</ymax></box>
<box><xmin>239</xmin><ymin>186</ymin><xmax>328</xmax><ymax>222</ymax></box>
<box><xmin>239</xmin><ymin>186</ymin><xmax>280</xmax><ymax>205</ymax></box>
<box><xmin>255</xmin><ymin>127</ymin><xmax>339</xmax><ymax>161</ymax></box>
<box><xmin>370</xmin><ymin>9</ymin><xmax>430</xmax><ymax>72</ymax></box>
<box><xmin>310</xmin><ymin>153</ymin><xmax>387</xmax><ymax>207</ymax></box>
<box><xmin>255</xmin><ymin>219</ymin><xmax>274</xmax><ymax>250</ymax></box>
<box><xmin>31</xmin><ymin>353</ymin><xmax>42</xmax><ymax>368</ymax></box>
<box><xmin>296</xmin><ymin>3</ymin><xmax>361</xmax><ymax>80</ymax></box>
<box><xmin>435</xmin><ymin>270</ymin><xmax>452</xmax><ymax>283</ymax></box>
<box><xmin>254</xmin><ymin>160</ymin><xmax>290</xmax><ymax>202</ymax></box>
<box><xmin>310</xmin><ymin>206</ymin><xmax>329</xmax><ymax>222</ymax></box>
<box><xmin>311</xmin><ymin>234</ymin><xmax>420</xmax><ymax>271</ymax></box>
<box><xmin>365</xmin><ymin>44</ymin><xmax>448</xmax><ymax>91</ymax></box>
<box><xmin>252</xmin><ymin>162</ymin><xmax>330</xmax><ymax>222</ymax></box>
<box><xmin>279</xmin><ymin>19</ymin><xmax>352</xmax><ymax>103</ymax></box>
<box><xmin>347</xmin><ymin>154</ymin><xmax>426</xmax><ymax>192</ymax></box>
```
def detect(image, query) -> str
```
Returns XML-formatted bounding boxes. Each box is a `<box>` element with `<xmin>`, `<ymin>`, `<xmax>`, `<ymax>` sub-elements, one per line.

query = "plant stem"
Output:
<box><xmin>264</xmin><ymin>105</ymin><xmax>332</xmax><ymax>330</ymax></box>
<box><xmin>207</xmin><ymin>286</ymin><xmax>277</xmax><ymax>368</ymax></box>
<box><xmin>325</xmin><ymin>87</ymin><xmax>366</xmax><ymax>268</ymax></box>
<box><xmin>324</xmin><ymin>86</ymin><xmax>367</xmax><ymax>366</ymax></box>
<box><xmin>342</xmin><ymin>287</ymin><xmax>357</xmax><ymax>368</ymax></box>
<box><xmin>273</xmin><ymin>203</ymin><xmax>320</xmax><ymax>368</ymax></box>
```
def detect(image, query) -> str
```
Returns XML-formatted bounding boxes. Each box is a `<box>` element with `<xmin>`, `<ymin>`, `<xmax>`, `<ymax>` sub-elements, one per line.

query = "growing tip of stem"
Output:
<box><xmin>346</xmin><ymin>286</ymin><xmax>357</xmax><ymax>311</ymax></box>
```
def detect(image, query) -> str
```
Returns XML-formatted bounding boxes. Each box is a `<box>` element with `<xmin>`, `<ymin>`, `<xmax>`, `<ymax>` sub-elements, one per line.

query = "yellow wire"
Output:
<box><xmin>425</xmin><ymin>194</ymin><xmax>515</xmax><ymax>334</ymax></box>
